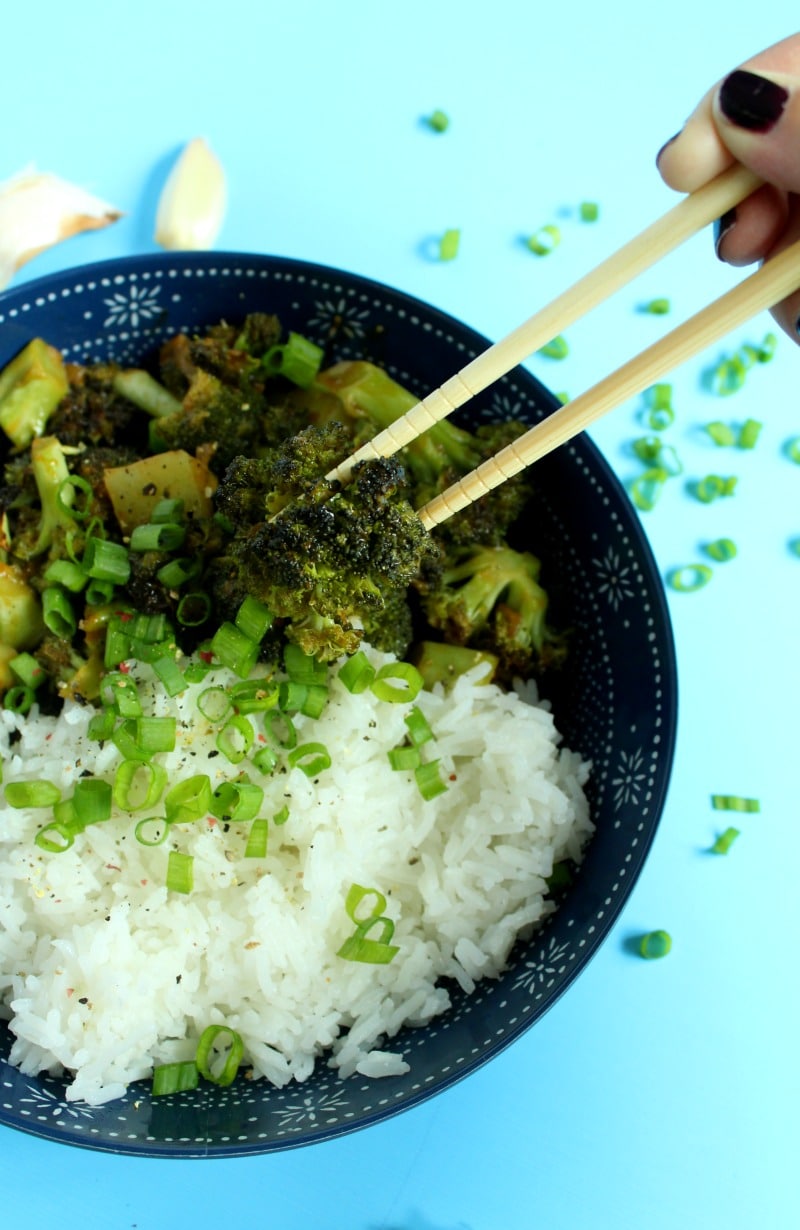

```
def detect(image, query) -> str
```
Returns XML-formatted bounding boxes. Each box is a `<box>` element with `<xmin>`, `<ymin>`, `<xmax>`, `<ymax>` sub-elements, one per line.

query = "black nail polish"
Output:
<box><xmin>655</xmin><ymin>132</ymin><xmax>680</xmax><ymax>167</ymax></box>
<box><xmin>719</xmin><ymin>69</ymin><xmax>789</xmax><ymax>132</ymax></box>
<box><xmin>714</xmin><ymin>208</ymin><xmax>736</xmax><ymax>258</ymax></box>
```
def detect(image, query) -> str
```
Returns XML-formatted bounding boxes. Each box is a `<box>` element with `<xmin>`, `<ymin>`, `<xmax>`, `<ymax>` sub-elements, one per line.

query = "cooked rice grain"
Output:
<box><xmin>0</xmin><ymin>647</ymin><xmax>591</xmax><ymax>1105</ymax></box>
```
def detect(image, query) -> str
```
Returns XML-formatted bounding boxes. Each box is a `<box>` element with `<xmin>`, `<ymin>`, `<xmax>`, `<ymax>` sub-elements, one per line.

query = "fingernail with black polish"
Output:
<box><xmin>714</xmin><ymin>208</ymin><xmax>736</xmax><ymax>258</ymax></box>
<box><xmin>655</xmin><ymin>132</ymin><xmax>680</xmax><ymax>167</ymax></box>
<box><xmin>719</xmin><ymin>69</ymin><xmax>789</xmax><ymax>132</ymax></box>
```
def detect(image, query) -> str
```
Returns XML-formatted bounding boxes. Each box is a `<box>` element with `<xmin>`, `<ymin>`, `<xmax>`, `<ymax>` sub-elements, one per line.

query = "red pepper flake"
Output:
<box><xmin>199</xmin><ymin>650</ymin><xmax>214</xmax><ymax>664</ymax></box>
<box><xmin>118</xmin><ymin>661</ymin><xmax>131</xmax><ymax>674</ymax></box>
<box><xmin>140</xmin><ymin>879</ymin><xmax>148</xmax><ymax>886</ymax></box>
<box><xmin>105</xmin><ymin>863</ymin><xmax>122</xmax><ymax>872</ymax></box>
<box><xmin>449</xmin><ymin>773</ymin><xmax>457</xmax><ymax>781</ymax></box>
<box><xmin>118</xmin><ymin>612</ymin><xmax>133</xmax><ymax>623</ymax></box>
<box><xmin>207</xmin><ymin>816</ymin><xmax>217</xmax><ymax>827</ymax></box>
<box><xmin>66</xmin><ymin>988</ymin><xmax>74</xmax><ymax>997</ymax></box>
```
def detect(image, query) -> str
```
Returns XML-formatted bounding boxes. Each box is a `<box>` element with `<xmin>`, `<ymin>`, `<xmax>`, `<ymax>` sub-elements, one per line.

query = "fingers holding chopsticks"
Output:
<box><xmin>656</xmin><ymin>32</ymin><xmax>800</xmax><ymax>344</ymax></box>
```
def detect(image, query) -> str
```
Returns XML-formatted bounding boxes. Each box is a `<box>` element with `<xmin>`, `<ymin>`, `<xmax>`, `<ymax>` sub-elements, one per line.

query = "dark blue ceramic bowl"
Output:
<box><xmin>0</xmin><ymin>253</ymin><xmax>677</xmax><ymax>1156</ymax></box>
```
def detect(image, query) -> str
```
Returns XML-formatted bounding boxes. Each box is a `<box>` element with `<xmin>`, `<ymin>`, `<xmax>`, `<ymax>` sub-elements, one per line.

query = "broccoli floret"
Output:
<box><xmin>152</xmin><ymin>368</ymin><xmax>266</xmax><ymax>473</ymax></box>
<box><xmin>13</xmin><ymin>436</ymin><xmax>83</xmax><ymax>560</ymax></box>
<box><xmin>418</xmin><ymin>542</ymin><xmax>565</xmax><ymax>683</ymax></box>
<box><xmin>209</xmin><ymin>432</ymin><xmax>435</xmax><ymax>662</ymax></box>
<box><xmin>315</xmin><ymin>360</ymin><xmax>481</xmax><ymax>495</ymax></box>
<box><xmin>48</xmin><ymin>362</ymin><xmax>146</xmax><ymax>449</ymax></box>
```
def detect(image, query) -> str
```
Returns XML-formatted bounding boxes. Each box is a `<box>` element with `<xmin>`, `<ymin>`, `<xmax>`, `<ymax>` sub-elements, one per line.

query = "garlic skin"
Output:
<box><xmin>154</xmin><ymin>138</ymin><xmax>227</xmax><ymax>251</ymax></box>
<box><xmin>0</xmin><ymin>167</ymin><xmax>122</xmax><ymax>291</ymax></box>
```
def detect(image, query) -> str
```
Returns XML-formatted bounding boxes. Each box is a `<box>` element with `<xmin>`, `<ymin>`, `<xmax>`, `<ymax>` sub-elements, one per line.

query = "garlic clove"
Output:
<box><xmin>154</xmin><ymin>138</ymin><xmax>227</xmax><ymax>251</ymax></box>
<box><xmin>0</xmin><ymin>166</ymin><xmax>122</xmax><ymax>290</ymax></box>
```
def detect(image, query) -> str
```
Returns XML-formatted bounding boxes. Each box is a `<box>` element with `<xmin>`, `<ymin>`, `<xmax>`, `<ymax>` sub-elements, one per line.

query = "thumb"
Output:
<box><xmin>713</xmin><ymin>67</ymin><xmax>800</xmax><ymax>193</ymax></box>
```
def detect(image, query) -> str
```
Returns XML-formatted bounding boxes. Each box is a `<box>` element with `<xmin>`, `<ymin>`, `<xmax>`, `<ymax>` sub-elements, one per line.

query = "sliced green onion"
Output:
<box><xmin>56</xmin><ymin>474</ymin><xmax>93</xmax><ymax>521</ymax></box>
<box><xmin>42</xmin><ymin>586</ymin><xmax>76</xmax><ymax>638</ymax></box>
<box><xmin>164</xmin><ymin>775</ymin><xmax>213</xmax><ymax>825</ymax></box>
<box><xmin>287</xmin><ymin>742</ymin><xmax>331</xmax><ymax>777</ymax></box>
<box><xmin>112</xmin><ymin>715</ymin><xmax>177</xmax><ymax>761</ymax></box>
<box><xmin>195</xmin><ymin>1024</ymin><xmax>244</xmax><ymax>1087</ymax></box>
<box><xmin>150</xmin><ymin>497</ymin><xmax>184</xmax><ymax>524</ymax></box>
<box><xmin>166</xmin><ymin>849</ymin><xmax>194</xmax><ymax>893</ymax></box>
<box><xmin>152</xmin><ymin>1060</ymin><xmax>199</xmax><ymax>1096</ymax></box>
<box><xmin>438</xmin><ymin>228</ymin><xmax>460</xmax><ymax>261</ymax></box>
<box><xmin>425</xmin><ymin>108</ymin><xmax>449</xmax><ymax>132</ymax></box>
<box><xmin>35</xmin><ymin>820</ymin><xmax>76</xmax><ymax>853</ymax></box>
<box><xmin>211</xmin><ymin>778</ymin><xmax>264</xmax><ymax>823</ymax></box>
<box><xmin>228</xmin><ymin>678</ymin><xmax>278</xmax><ymax>714</ymax></box>
<box><xmin>235</xmin><ymin>595</ymin><xmax>274</xmax><ymax>642</ymax></box>
<box><xmin>4</xmin><ymin>779</ymin><xmax>61</xmax><ymax>808</ymax></box>
<box><xmin>710</xmin><ymin>826</ymin><xmax>741</xmax><ymax>854</ymax></box>
<box><xmin>103</xmin><ymin>617</ymin><xmax>133</xmax><ymax>669</ymax></box>
<box><xmin>152</xmin><ymin>655</ymin><xmax>186</xmax><ymax>697</ymax></box>
<box><xmin>404</xmin><ymin>706</ymin><xmax>435</xmax><ymax>747</ymax></box>
<box><xmin>129</xmin><ymin>522</ymin><xmax>186</xmax><ymax>552</ymax></box>
<box><xmin>705</xmin><ymin>420</ymin><xmax>736</xmax><ymax>447</ymax></box>
<box><xmin>666</xmin><ymin>564</ymin><xmax>713</xmax><ymax>593</ymax></box>
<box><xmin>100</xmin><ymin>671</ymin><xmax>142</xmax><ymax>717</ymax></box>
<box><xmin>87</xmin><ymin>708</ymin><xmax>116</xmax><ymax>742</ymax></box>
<box><xmin>86</xmin><ymin>577</ymin><xmax>116</xmax><ymax>607</ymax></box>
<box><xmin>261</xmin><ymin>332</ymin><xmax>324</xmax><ymax>388</ymax></box>
<box><xmin>640</xmin><ymin>297</ymin><xmax>670</xmax><ymax>314</ymax></box>
<box><xmin>251</xmin><ymin>745</ymin><xmax>278</xmax><ymax>775</ymax></box>
<box><xmin>414</xmin><ymin>758</ymin><xmax>448</xmax><ymax>800</ymax></box>
<box><xmin>703</xmin><ymin>537</ymin><xmax>737</xmax><ymax>562</ymax></box>
<box><xmin>127</xmin><ymin>613</ymin><xmax>171</xmax><ymax>645</ymax></box>
<box><xmin>579</xmin><ymin>201</ymin><xmax>599</xmax><ymax>222</ymax></box>
<box><xmin>785</xmin><ymin>437</ymin><xmax>800</xmax><ymax>465</ymax></box>
<box><xmin>82</xmin><ymin>537</ymin><xmax>130</xmax><ymax>585</ymax></box>
<box><xmin>711</xmin><ymin>794</ymin><xmax>760</xmax><ymax>814</ymax></box>
<box><xmin>738</xmin><ymin>418</ymin><xmax>763</xmax><ymax>449</ymax></box>
<box><xmin>283</xmin><ymin>643</ymin><xmax>327</xmax><ymax>685</ymax></box>
<box><xmin>278</xmin><ymin>680</ymin><xmax>328</xmax><ymax>718</ymax></box>
<box><xmin>337</xmin><ymin>651</ymin><xmax>376</xmax><ymax>694</ymax></box>
<box><xmin>156</xmin><ymin>557</ymin><xmax>199</xmax><ymax>589</ymax></box>
<box><xmin>177</xmin><ymin>591</ymin><xmax>212</xmax><ymax>627</ymax></box>
<box><xmin>264</xmin><ymin>709</ymin><xmax>297</xmax><ymax>749</ymax></box>
<box><xmin>710</xmin><ymin>355</ymin><xmax>747</xmax><ymax>396</ymax></box>
<box><xmin>388</xmin><ymin>745</ymin><xmax>422</xmax><ymax>771</ymax></box>
<box><xmin>113</xmin><ymin>759</ymin><xmax>168</xmax><ymax>812</ymax></box>
<box><xmin>210</xmin><ymin>622</ymin><xmax>260</xmax><ymax>678</ymax></box>
<box><xmin>370</xmin><ymin>662</ymin><xmax>424</xmax><ymax>704</ymax></box>
<box><xmin>337</xmin><ymin>917</ymin><xmax>399</xmax><ymax>964</ymax></box>
<box><xmin>244</xmin><ymin>817</ymin><xmax>269</xmax><ymax>859</ymax></box>
<box><xmin>638</xmin><ymin>929</ymin><xmax>672</xmax><ymax>959</ymax></box>
<box><xmin>526</xmin><ymin>224</ymin><xmax>561</xmax><ymax>256</ymax></box>
<box><xmin>183</xmin><ymin>657</ymin><xmax>214</xmax><ymax>684</ymax></box>
<box><xmin>215</xmin><ymin>715</ymin><xmax>255</xmax><ymax>765</ymax></box>
<box><xmin>43</xmin><ymin>558</ymin><xmax>87</xmax><ymax>592</ymax></box>
<box><xmin>693</xmin><ymin>474</ymin><xmax>738</xmax><ymax>504</ymax></box>
<box><xmin>630</xmin><ymin>467</ymin><xmax>668</xmax><ymax>512</ymax></box>
<box><xmin>198</xmin><ymin>685</ymin><xmax>232</xmax><ymax>723</ymax></box>
<box><xmin>134</xmin><ymin>816</ymin><xmax>172</xmax><ymax>847</ymax></box>
<box><xmin>344</xmin><ymin>883</ymin><xmax>388</xmax><ymax>922</ymax></box>
<box><xmin>273</xmin><ymin>804</ymin><xmax>289</xmax><ymax>826</ymax></box>
<box><xmin>538</xmin><ymin>335</ymin><xmax>569</xmax><ymax>360</ymax></box>
<box><xmin>9</xmin><ymin>653</ymin><xmax>46</xmax><ymax>690</ymax></box>
<box><xmin>71</xmin><ymin>778</ymin><xmax>112</xmax><ymax>826</ymax></box>
<box><xmin>3</xmin><ymin>685</ymin><xmax>34</xmax><ymax>714</ymax></box>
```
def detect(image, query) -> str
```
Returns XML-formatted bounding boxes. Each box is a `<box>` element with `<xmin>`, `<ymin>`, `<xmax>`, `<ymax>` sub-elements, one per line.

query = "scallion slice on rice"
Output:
<box><xmin>195</xmin><ymin>1024</ymin><xmax>244</xmax><ymax>1087</ymax></box>
<box><xmin>152</xmin><ymin>1060</ymin><xmax>199</xmax><ymax>1096</ymax></box>
<box><xmin>4</xmin><ymin>779</ymin><xmax>61</xmax><ymax>808</ymax></box>
<box><xmin>166</xmin><ymin>850</ymin><xmax>194</xmax><ymax>893</ymax></box>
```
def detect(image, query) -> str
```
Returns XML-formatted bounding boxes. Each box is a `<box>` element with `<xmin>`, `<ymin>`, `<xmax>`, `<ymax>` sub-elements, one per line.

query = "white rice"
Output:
<box><xmin>0</xmin><ymin>644</ymin><xmax>592</xmax><ymax>1106</ymax></box>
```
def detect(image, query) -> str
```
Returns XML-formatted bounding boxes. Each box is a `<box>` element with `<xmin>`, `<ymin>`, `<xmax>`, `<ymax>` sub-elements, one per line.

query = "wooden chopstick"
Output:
<box><xmin>417</xmin><ymin>232</ymin><xmax>800</xmax><ymax>528</ymax></box>
<box><xmin>326</xmin><ymin>163</ymin><xmax>762</xmax><ymax>485</ymax></box>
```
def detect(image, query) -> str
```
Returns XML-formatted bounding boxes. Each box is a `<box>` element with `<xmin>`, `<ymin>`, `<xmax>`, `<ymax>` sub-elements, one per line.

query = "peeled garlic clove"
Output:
<box><xmin>0</xmin><ymin>166</ymin><xmax>122</xmax><ymax>290</ymax></box>
<box><xmin>154</xmin><ymin>138</ymin><xmax>227</xmax><ymax>251</ymax></box>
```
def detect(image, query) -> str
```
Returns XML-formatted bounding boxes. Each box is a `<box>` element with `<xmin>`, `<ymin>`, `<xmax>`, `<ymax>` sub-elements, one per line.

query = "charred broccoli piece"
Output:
<box><xmin>418</xmin><ymin>542</ymin><xmax>566</xmax><ymax>683</ymax></box>
<box><xmin>48</xmin><ymin>362</ymin><xmax>145</xmax><ymax>449</ymax></box>
<box><xmin>313</xmin><ymin>362</ymin><xmax>534</xmax><ymax>539</ymax></box>
<box><xmin>209</xmin><ymin>429</ymin><xmax>434</xmax><ymax>661</ymax></box>
<box><xmin>152</xmin><ymin>367</ymin><xmax>266</xmax><ymax>473</ymax></box>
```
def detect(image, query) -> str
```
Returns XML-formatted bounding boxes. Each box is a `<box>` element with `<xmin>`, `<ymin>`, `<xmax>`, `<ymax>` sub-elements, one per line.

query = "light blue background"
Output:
<box><xmin>2</xmin><ymin>3</ymin><xmax>799</xmax><ymax>1227</ymax></box>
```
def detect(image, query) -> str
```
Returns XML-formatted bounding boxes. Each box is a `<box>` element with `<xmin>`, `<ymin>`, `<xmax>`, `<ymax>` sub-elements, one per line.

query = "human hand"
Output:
<box><xmin>657</xmin><ymin>33</ymin><xmax>800</xmax><ymax>344</ymax></box>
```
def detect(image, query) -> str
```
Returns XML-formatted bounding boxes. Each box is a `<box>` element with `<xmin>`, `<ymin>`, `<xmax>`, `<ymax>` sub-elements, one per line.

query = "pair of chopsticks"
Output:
<box><xmin>325</xmin><ymin>164</ymin><xmax>800</xmax><ymax>529</ymax></box>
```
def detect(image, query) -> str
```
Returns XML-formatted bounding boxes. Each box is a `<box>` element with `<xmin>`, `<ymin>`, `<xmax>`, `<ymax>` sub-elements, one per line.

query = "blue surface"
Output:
<box><xmin>2</xmin><ymin>1</ymin><xmax>799</xmax><ymax>1225</ymax></box>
